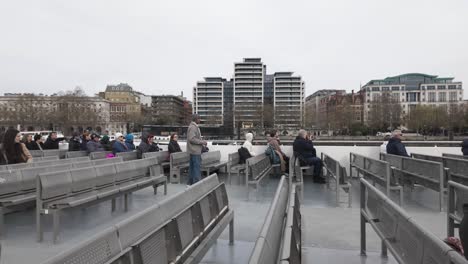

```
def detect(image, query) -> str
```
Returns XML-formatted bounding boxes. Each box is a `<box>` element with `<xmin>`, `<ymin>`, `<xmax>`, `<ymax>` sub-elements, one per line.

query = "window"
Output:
<box><xmin>428</xmin><ymin>92</ymin><xmax>436</xmax><ymax>102</ymax></box>
<box><xmin>448</xmin><ymin>85</ymin><xmax>457</xmax><ymax>90</ymax></box>
<box><xmin>382</xmin><ymin>87</ymin><xmax>389</xmax><ymax>91</ymax></box>
<box><xmin>449</xmin><ymin>92</ymin><xmax>457</xmax><ymax>102</ymax></box>
<box><xmin>439</xmin><ymin>92</ymin><xmax>446</xmax><ymax>102</ymax></box>
<box><xmin>372</xmin><ymin>87</ymin><xmax>380</xmax><ymax>91</ymax></box>
<box><xmin>392</xmin><ymin>93</ymin><xmax>400</xmax><ymax>102</ymax></box>
<box><xmin>427</xmin><ymin>86</ymin><xmax>435</xmax><ymax>90</ymax></box>
<box><xmin>391</xmin><ymin>86</ymin><xmax>400</xmax><ymax>91</ymax></box>
<box><xmin>437</xmin><ymin>85</ymin><xmax>446</xmax><ymax>90</ymax></box>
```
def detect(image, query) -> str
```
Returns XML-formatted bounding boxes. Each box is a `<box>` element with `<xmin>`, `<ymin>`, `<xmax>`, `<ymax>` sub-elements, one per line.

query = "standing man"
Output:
<box><xmin>187</xmin><ymin>114</ymin><xmax>207</xmax><ymax>185</ymax></box>
<box><xmin>386</xmin><ymin>129</ymin><xmax>410</xmax><ymax>157</ymax></box>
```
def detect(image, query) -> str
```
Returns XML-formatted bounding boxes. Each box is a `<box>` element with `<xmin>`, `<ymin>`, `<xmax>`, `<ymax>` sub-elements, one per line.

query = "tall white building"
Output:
<box><xmin>273</xmin><ymin>72</ymin><xmax>305</xmax><ymax>130</ymax></box>
<box><xmin>193</xmin><ymin>77</ymin><xmax>224</xmax><ymax>126</ymax></box>
<box><xmin>233</xmin><ymin>58</ymin><xmax>264</xmax><ymax>129</ymax></box>
<box><xmin>361</xmin><ymin>73</ymin><xmax>464</xmax><ymax>122</ymax></box>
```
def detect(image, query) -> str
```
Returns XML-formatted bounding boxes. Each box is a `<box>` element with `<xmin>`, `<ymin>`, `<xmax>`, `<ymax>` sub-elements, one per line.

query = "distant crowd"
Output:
<box><xmin>0</xmin><ymin>128</ymin><xmax>183</xmax><ymax>165</ymax></box>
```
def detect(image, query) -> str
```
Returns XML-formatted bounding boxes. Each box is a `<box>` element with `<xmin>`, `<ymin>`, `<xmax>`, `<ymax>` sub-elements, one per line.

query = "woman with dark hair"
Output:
<box><xmin>22</xmin><ymin>134</ymin><xmax>34</xmax><ymax>150</ymax></box>
<box><xmin>1</xmin><ymin>129</ymin><xmax>32</xmax><ymax>164</ymax></box>
<box><xmin>168</xmin><ymin>133</ymin><xmax>182</xmax><ymax>154</ymax></box>
<box><xmin>31</xmin><ymin>134</ymin><xmax>44</xmax><ymax>150</ymax></box>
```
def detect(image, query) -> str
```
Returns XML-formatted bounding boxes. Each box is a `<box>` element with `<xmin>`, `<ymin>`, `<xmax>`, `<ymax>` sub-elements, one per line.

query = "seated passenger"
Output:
<box><xmin>31</xmin><ymin>134</ymin><xmax>44</xmax><ymax>150</ymax></box>
<box><xmin>68</xmin><ymin>132</ymin><xmax>81</xmax><ymax>151</ymax></box>
<box><xmin>168</xmin><ymin>133</ymin><xmax>181</xmax><ymax>154</ymax></box>
<box><xmin>125</xmin><ymin>134</ymin><xmax>136</xmax><ymax>151</ymax></box>
<box><xmin>80</xmin><ymin>132</ymin><xmax>91</xmax><ymax>151</ymax></box>
<box><xmin>242</xmin><ymin>132</ymin><xmax>256</xmax><ymax>156</ymax></box>
<box><xmin>1</xmin><ymin>128</ymin><xmax>33</xmax><ymax>164</ymax></box>
<box><xmin>22</xmin><ymin>134</ymin><xmax>34</xmax><ymax>150</ymax></box>
<box><xmin>137</xmin><ymin>133</ymin><xmax>160</xmax><ymax>159</ymax></box>
<box><xmin>100</xmin><ymin>135</ymin><xmax>112</xmax><ymax>151</ymax></box>
<box><xmin>386</xmin><ymin>130</ymin><xmax>409</xmax><ymax>157</ymax></box>
<box><xmin>266</xmin><ymin>130</ymin><xmax>288</xmax><ymax>173</ymax></box>
<box><xmin>462</xmin><ymin>138</ymin><xmax>468</xmax><ymax>156</ymax></box>
<box><xmin>293</xmin><ymin>129</ymin><xmax>325</xmax><ymax>184</ymax></box>
<box><xmin>86</xmin><ymin>133</ymin><xmax>104</xmax><ymax>153</ymax></box>
<box><xmin>43</xmin><ymin>131</ymin><xmax>65</xmax><ymax>150</ymax></box>
<box><xmin>112</xmin><ymin>133</ymin><xmax>130</xmax><ymax>154</ymax></box>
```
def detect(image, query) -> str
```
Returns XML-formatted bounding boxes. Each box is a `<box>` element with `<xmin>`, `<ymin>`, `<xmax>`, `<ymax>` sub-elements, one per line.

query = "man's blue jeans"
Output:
<box><xmin>304</xmin><ymin>157</ymin><xmax>322</xmax><ymax>177</ymax></box>
<box><xmin>188</xmin><ymin>154</ymin><xmax>202</xmax><ymax>185</ymax></box>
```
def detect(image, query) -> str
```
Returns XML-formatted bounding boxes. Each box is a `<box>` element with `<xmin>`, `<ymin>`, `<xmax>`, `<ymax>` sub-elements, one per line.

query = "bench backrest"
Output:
<box><xmin>142</xmin><ymin>151</ymin><xmax>169</xmax><ymax>164</ymax></box>
<box><xmin>411</xmin><ymin>153</ymin><xmax>444</xmax><ymax>163</ymax></box>
<box><xmin>42</xmin><ymin>174</ymin><xmax>228</xmax><ymax>264</ymax></box>
<box><xmin>249</xmin><ymin>176</ymin><xmax>290</xmax><ymax>264</ymax></box>
<box><xmin>89</xmin><ymin>151</ymin><xmax>112</xmax><ymax>160</ymax></box>
<box><xmin>448</xmin><ymin>181</ymin><xmax>468</xmax><ymax>237</ymax></box>
<box><xmin>42</xmin><ymin>150</ymin><xmax>61</xmax><ymax>157</ymax></box>
<box><xmin>246</xmin><ymin>155</ymin><xmax>271</xmax><ymax>181</ymax></box>
<box><xmin>323</xmin><ymin>152</ymin><xmax>349</xmax><ymax>185</ymax></box>
<box><xmin>116</xmin><ymin>151</ymin><xmax>138</xmax><ymax>161</ymax></box>
<box><xmin>65</xmin><ymin>151</ymin><xmax>89</xmax><ymax>159</ymax></box>
<box><xmin>201</xmin><ymin>150</ymin><xmax>221</xmax><ymax>166</ymax></box>
<box><xmin>443</xmin><ymin>153</ymin><xmax>468</xmax><ymax>160</ymax></box>
<box><xmin>350</xmin><ymin>152</ymin><xmax>366</xmax><ymax>170</ymax></box>
<box><xmin>444</xmin><ymin>157</ymin><xmax>468</xmax><ymax>179</ymax></box>
<box><xmin>279</xmin><ymin>184</ymin><xmax>301</xmax><ymax>264</ymax></box>
<box><xmin>34</xmin><ymin>156</ymin><xmax>60</xmax><ymax>162</ymax></box>
<box><xmin>170</xmin><ymin>152</ymin><xmax>190</xmax><ymax>167</ymax></box>
<box><xmin>401</xmin><ymin>158</ymin><xmax>444</xmax><ymax>182</ymax></box>
<box><xmin>29</xmin><ymin>150</ymin><xmax>44</xmax><ymax>157</ymax></box>
<box><xmin>228</xmin><ymin>152</ymin><xmax>240</xmax><ymax>167</ymax></box>
<box><xmin>361</xmin><ymin>178</ymin><xmax>468</xmax><ymax>264</ymax></box>
<box><xmin>380</xmin><ymin>153</ymin><xmax>404</xmax><ymax>169</ymax></box>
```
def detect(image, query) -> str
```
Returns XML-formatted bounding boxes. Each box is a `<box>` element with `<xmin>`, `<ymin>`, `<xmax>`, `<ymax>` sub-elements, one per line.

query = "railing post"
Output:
<box><xmin>386</xmin><ymin>163</ymin><xmax>391</xmax><ymax>197</ymax></box>
<box><xmin>439</xmin><ymin>165</ymin><xmax>444</xmax><ymax>212</ymax></box>
<box><xmin>381</xmin><ymin>240</ymin><xmax>388</xmax><ymax>257</ymax></box>
<box><xmin>360</xmin><ymin>180</ymin><xmax>367</xmax><ymax>256</ymax></box>
<box><xmin>349</xmin><ymin>153</ymin><xmax>353</xmax><ymax>178</ymax></box>
<box><xmin>336</xmin><ymin>161</ymin><xmax>340</xmax><ymax>207</ymax></box>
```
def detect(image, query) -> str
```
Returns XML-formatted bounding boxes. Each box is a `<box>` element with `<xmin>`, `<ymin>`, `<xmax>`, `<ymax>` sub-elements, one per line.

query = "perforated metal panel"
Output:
<box><xmin>200</xmin><ymin>197</ymin><xmax>212</xmax><ymax>226</ymax></box>
<box><xmin>139</xmin><ymin>228</ymin><xmax>168</xmax><ymax>264</ymax></box>
<box><xmin>395</xmin><ymin>219</ymin><xmax>423</xmax><ymax>263</ymax></box>
<box><xmin>176</xmin><ymin>209</ymin><xmax>194</xmax><ymax>248</ymax></box>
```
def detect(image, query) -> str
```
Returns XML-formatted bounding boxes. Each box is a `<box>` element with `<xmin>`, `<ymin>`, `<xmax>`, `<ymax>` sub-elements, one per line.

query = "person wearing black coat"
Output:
<box><xmin>168</xmin><ymin>133</ymin><xmax>182</xmax><ymax>154</ymax></box>
<box><xmin>462</xmin><ymin>138</ymin><xmax>468</xmax><ymax>156</ymax></box>
<box><xmin>137</xmin><ymin>133</ymin><xmax>159</xmax><ymax>159</ymax></box>
<box><xmin>386</xmin><ymin>130</ymin><xmax>409</xmax><ymax>157</ymax></box>
<box><xmin>68</xmin><ymin>132</ymin><xmax>81</xmax><ymax>151</ymax></box>
<box><xmin>292</xmin><ymin>130</ymin><xmax>324</xmax><ymax>183</ymax></box>
<box><xmin>30</xmin><ymin>134</ymin><xmax>44</xmax><ymax>150</ymax></box>
<box><xmin>43</xmin><ymin>132</ymin><xmax>65</xmax><ymax>150</ymax></box>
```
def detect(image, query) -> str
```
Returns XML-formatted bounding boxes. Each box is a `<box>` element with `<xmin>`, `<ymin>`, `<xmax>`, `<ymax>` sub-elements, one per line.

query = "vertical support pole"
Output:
<box><xmin>336</xmin><ymin>161</ymin><xmax>340</xmax><ymax>207</ymax></box>
<box><xmin>53</xmin><ymin>210</ymin><xmax>60</xmax><ymax>244</ymax></box>
<box><xmin>439</xmin><ymin>165</ymin><xmax>444</xmax><ymax>212</ymax></box>
<box><xmin>447</xmin><ymin>182</ymin><xmax>455</xmax><ymax>237</ymax></box>
<box><xmin>124</xmin><ymin>194</ymin><xmax>129</xmax><ymax>211</ymax></box>
<box><xmin>386</xmin><ymin>163</ymin><xmax>391</xmax><ymax>197</ymax></box>
<box><xmin>360</xmin><ymin>180</ymin><xmax>367</xmax><ymax>256</ymax></box>
<box><xmin>0</xmin><ymin>207</ymin><xmax>4</xmax><ymax>237</ymax></box>
<box><xmin>381</xmin><ymin>240</ymin><xmax>388</xmax><ymax>257</ymax></box>
<box><xmin>229</xmin><ymin>216</ymin><xmax>234</xmax><ymax>245</ymax></box>
<box><xmin>349</xmin><ymin>153</ymin><xmax>353</xmax><ymax>178</ymax></box>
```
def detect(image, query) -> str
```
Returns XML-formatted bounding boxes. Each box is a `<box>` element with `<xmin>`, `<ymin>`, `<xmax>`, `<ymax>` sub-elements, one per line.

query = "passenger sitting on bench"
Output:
<box><xmin>386</xmin><ymin>129</ymin><xmax>410</xmax><ymax>157</ymax></box>
<box><xmin>267</xmin><ymin>130</ymin><xmax>289</xmax><ymax>173</ymax></box>
<box><xmin>293</xmin><ymin>129</ymin><xmax>325</xmax><ymax>184</ymax></box>
<box><xmin>242</xmin><ymin>132</ymin><xmax>256</xmax><ymax>156</ymax></box>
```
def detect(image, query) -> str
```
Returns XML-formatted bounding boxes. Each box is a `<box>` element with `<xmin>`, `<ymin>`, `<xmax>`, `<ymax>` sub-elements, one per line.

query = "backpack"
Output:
<box><xmin>238</xmin><ymin>147</ymin><xmax>252</xmax><ymax>164</ymax></box>
<box><xmin>265</xmin><ymin>144</ymin><xmax>280</xmax><ymax>164</ymax></box>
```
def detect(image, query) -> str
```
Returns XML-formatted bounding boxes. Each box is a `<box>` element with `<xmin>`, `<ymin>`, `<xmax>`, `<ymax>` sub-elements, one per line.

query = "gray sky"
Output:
<box><xmin>1</xmin><ymin>0</ymin><xmax>467</xmax><ymax>100</ymax></box>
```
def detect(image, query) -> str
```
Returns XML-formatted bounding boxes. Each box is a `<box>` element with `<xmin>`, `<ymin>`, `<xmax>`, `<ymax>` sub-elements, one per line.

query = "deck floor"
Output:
<box><xmin>0</xmin><ymin>169</ymin><xmax>451</xmax><ymax>264</ymax></box>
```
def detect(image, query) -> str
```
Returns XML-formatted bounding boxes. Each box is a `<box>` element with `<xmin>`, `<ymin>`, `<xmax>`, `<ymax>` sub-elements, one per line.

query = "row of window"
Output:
<box><xmin>368</xmin><ymin>84</ymin><xmax>461</xmax><ymax>92</ymax></box>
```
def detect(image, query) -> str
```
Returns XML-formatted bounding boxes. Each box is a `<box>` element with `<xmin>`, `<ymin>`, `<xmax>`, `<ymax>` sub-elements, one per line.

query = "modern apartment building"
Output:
<box><xmin>151</xmin><ymin>95</ymin><xmax>186</xmax><ymax>125</ymax></box>
<box><xmin>273</xmin><ymin>72</ymin><xmax>305</xmax><ymax>130</ymax></box>
<box><xmin>361</xmin><ymin>73</ymin><xmax>464</xmax><ymax>122</ymax></box>
<box><xmin>193</xmin><ymin>77</ymin><xmax>224</xmax><ymax>127</ymax></box>
<box><xmin>233</xmin><ymin>58</ymin><xmax>264</xmax><ymax>129</ymax></box>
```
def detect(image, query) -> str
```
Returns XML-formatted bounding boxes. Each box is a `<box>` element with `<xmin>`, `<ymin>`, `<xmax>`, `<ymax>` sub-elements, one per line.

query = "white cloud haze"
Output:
<box><xmin>0</xmin><ymin>0</ymin><xmax>467</xmax><ymax>99</ymax></box>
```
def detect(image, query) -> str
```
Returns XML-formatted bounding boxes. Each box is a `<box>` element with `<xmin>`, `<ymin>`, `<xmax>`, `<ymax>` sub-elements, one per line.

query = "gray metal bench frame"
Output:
<box><xmin>116</xmin><ymin>150</ymin><xmax>138</xmax><ymax>161</ymax></box>
<box><xmin>169</xmin><ymin>152</ymin><xmax>190</xmax><ymax>184</ymax></box>
<box><xmin>245</xmin><ymin>154</ymin><xmax>274</xmax><ymax>200</ymax></box>
<box><xmin>360</xmin><ymin>178</ymin><xmax>468</xmax><ymax>264</ymax></box>
<box><xmin>382</xmin><ymin>153</ymin><xmax>445</xmax><ymax>211</ymax></box>
<box><xmin>36</xmin><ymin>159</ymin><xmax>167</xmax><ymax>243</ymax></box>
<box><xmin>227</xmin><ymin>152</ymin><xmax>246</xmax><ymax>185</ymax></box>
<box><xmin>201</xmin><ymin>150</ymin><xmax>228</xmax><ymax>177</ymax></box>
<box><xmin>350</xmin><ymin>152</ymin><xmax>403</xmax><ymax>205</ymax></box>
<box><xmin>65</xmin><ymin>151</ymin><xmax>88</xmax><ymax>159</ymax></box>
<box><xmin>443</xmin><ymin>153</ymin><xmax>468</xmax><ymax>160</ymax></box>
<box><xmin>447</xmin><ymin>180</ymin><xmax>468</xmax><ymax>237</ymax></box>
<box><xmin>249</xmin><ymin>176</ymin><xmax>301</xmax><ymax>263</ymax></box>
<box><xmin>40</xmin><ymin>174</ymin><xmax>234</xmax><ymax>264</ymax></box>
<box><xmin>142</xmin><ymin>151</ymin><xmax>170</xmax><ymax>169</ymax></box>
<box><xmin>322</xmin><ymin>152</ymin><xmax>352</xmax><ymax>207</ymax></box>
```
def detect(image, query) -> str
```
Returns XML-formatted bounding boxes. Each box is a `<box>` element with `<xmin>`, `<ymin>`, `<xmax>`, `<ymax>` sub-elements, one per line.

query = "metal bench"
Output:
<box><xmin>0</xmin><ymin>163</ymin><xmax>74</xmax><ymax>236</ymax></box>
<box><xmin>443</xmin><ymin>153</ymin><xmax>468</xmax><ymax>160</ymax></box>
<box><xmin>72</xmin><ymin>156</ymin><xmax>124</xmax><ymax>168</ymax></box>
<box><xmin>142</xmin><ymin>151</ymin><xmax>170</xmax><ymax>169</ymax></box>
<box><xmin>116</xmin><ymin>150</ymin><xmax>138</xmax><ymax>161</ymax></box>
<box><xmin>384</xmin><ymin>154</ymin><xmax>445</xmax><ymax>211</ymax></box>
<box><xmin>33</xmin><ymin>156</ymin><xmax>60</xmax><ymax>162</ymax></box>
<box><xmin>36</xmin><ymin>158</ymin><xmax>167</xmax><ymax>243</ymax></box>
<box><xmin>65</xmin><ymin>151</ymin><xmax>88</xmax><ymax>159</ymax></box>
<box><xmin>89</xmin><ymin>151</ymin><xmax>112</xmax><ymax>160</ymax></box>
<box><xmin>249</xmin><ymin>176</ymin><xmax>301</xmax><ymax>264</ymax></box>
<box><xmin>201</xmin><ymin>150</ymin><xmax>228</xmax><ymax>177</ymax></box>
<box><xmin>360</xmin><ymin>178</ymin><xmax>468</xmax><ymax>263</ymax></box>
<box><xmin>412</xmin><ymin>152</ymin><xmax>468</xmax><ymax>186</ymax></box>
<box><xmin>245</xmin><ymin>154</ymin><xmax>274</xmax><ymax>200</ymax></box>
<box><xmin>40</xmin><ymin>174</ymin><xmax>234</xmax><ymax>264</ymax></box>
<box><xmin>169</xmin><ymin>152</ymin><xmax>190</xmax><ymax>184</ymax></box>
<box><xmin>350</xmin><ymin>152</ymin><xmax>403</xmax><ymax>205</ymax></box>
<box><xmin>227</xmin><ymin>152</ymin><xmax>246</xmax><ymax>185</ymax></box>
<box><xmin>447</xmin><ymin>180</ymin><xmax>468</xmax><ymax>237</ymax></box>
<box><xmin>322</xmin><ymin>152</ymin><xmax>352</xmax><ymax>207</ymax></box>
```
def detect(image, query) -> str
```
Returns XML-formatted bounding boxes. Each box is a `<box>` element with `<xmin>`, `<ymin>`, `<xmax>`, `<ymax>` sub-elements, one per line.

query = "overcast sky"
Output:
<box><xmin>1</xmin><ymin>0</ymin><xmax>467</xmax><ymax>100</ymax></box>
